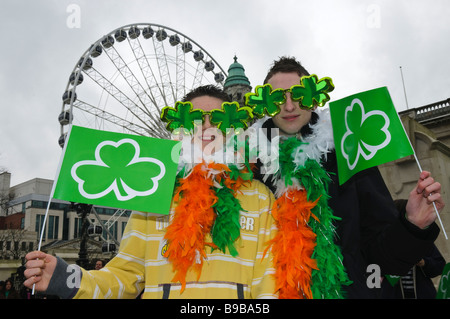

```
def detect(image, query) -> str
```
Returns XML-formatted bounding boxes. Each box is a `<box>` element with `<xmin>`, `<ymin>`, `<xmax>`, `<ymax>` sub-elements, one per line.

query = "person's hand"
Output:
<box><xmin>23</xmin><ymin>251</ymin><xmax>57</xmax><ymax>291</ymax></box>
<box><xmin>416</xmin><ymin>259</ymin><xmax>425</xmax><ymax>267</ymax></box>
<box><xmin>405</xmin><ymin>171</ymin><xmax>445</xmax><ymax>229</ymax></box>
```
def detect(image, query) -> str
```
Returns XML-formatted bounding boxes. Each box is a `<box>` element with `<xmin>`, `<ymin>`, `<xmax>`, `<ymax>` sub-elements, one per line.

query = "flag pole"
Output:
<box><xmin>399</xmin><ymin>66</ymin><xmax>409</xmax><ymax>110</ymax></box>
<box><xmin>412</xmin><ymin>152</ymin><xmax>448</xmax><ymax>240</ymax></box>
<box><xmin>32</xmin><ymin>125</ymin><xmax>74</xmax><ymax>295</ymax></box>
<box><xmin>397</xmin><ymin>112</ymin><xmax>448</xmax><ymax>240</ymax></box>
<box><xmin>32</xmin><ymin>178</ymin><xmax>57</xmax><ymax>295</ymax></box>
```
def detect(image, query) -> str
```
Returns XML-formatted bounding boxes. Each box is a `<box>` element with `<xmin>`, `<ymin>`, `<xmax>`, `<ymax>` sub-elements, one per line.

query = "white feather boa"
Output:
<box><xmin>251</xmin><ymin>108</ymin><xmax>335</xmax><ymax>196</ymax></box>
<box><xmin>175</xmin><ymin>133</ymin><xmax>248</xmax><ymax>180</ymax></box>
<box><xmin>174</xmin><ymin>108</ymin><xmax>335</xmax><ymax>191</ymax></box>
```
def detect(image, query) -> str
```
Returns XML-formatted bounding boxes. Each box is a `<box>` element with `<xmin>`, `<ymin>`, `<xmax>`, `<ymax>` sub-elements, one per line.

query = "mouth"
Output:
<box><xmin>282</xmin><ymin>115</ymin><xmax>299</xmax><ymax>122</ymax></box>
<box><xmin>201</xmin><ymin>134</ymin><xmax>216</xmax><ymax>142</ymax></box>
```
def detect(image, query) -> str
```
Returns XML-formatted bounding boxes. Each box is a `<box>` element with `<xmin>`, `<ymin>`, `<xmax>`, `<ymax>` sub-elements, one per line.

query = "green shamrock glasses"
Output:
<box><xmin>245</xmin><ymin>74</ymin><xmax>335</xmax><ymax>118</ymax></box>
<box><xmin>160</xmin><ymin>101</ymin><xmax>253</xmax><ymax>134</ymax></box>
<box><xmin>160</xmin><ymin>74</ymin><xmax>334</xmax><ymax>133</ymax></box>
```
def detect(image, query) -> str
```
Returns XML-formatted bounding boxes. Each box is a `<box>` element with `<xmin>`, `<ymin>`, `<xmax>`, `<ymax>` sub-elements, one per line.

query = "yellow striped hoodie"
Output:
<box><xmin>52</xmin><ymin>179</ymin><xmax>277</xmax><ymax>299</ymax></box>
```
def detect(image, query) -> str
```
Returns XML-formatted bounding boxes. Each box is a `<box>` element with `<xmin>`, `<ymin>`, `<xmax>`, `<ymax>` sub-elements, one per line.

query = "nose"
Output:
<box><xmin>283</xmin><ymin>92</ymin><xmax>297</xmax><ymax>112</ymax></box>
<box><xmin>203</xmin><ymin>114</ymin><xmax>213</xmax><ymax>129</ymax></box>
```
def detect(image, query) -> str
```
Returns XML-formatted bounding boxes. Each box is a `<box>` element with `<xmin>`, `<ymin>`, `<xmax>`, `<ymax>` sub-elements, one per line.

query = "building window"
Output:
<box><xmin>48</xmin><ymin>215</ymin><xmax>59</xmax><ymax>240</ymax></box>
<box><xmin>35</xmin><ymin>214</ymin><xmax>46</xmax><ymax>239</ymax></box>
<box><xmin>74</xmin><ymin>217</ymin><xmax>83</xmax><ymax>238</ymax></box>
<box><xmin>31</xmin><ymin>200</ymin><xmax>70</xmax><ymax>211</ymax></box>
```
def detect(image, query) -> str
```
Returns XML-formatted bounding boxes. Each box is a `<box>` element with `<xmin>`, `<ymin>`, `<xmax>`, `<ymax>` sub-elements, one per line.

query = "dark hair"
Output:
<box><xmin>182</xmin><ymin>84</ymin><xmax>231</xmax><ymax>103</ymax></box>
<box><xmin>264</xmin><ymin>56</ymin><xmax>318</xmax><ymax>137</ymax></box>
<box><xmin>263</xmin><ymin>56</ymin><xmax>310</xmax><ymax>84</ymax></box>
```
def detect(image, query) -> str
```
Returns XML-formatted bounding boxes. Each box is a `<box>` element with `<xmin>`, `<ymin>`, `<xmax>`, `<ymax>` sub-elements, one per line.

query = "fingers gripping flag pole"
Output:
<box><xmin>330</xmin><ymin>87</ymin><xmax>447</xmax><ymax>239</ymax></box>
<box><xmin>32</xmin><ymin>182</ymin><xmax>56</xmax><ymax>295</ymax></box>
<box><xmin>412</xmin><ymin>153</ymin><xmax>448</xmax><ymax>240</ymax></box>
<box><xmin>388</xmin><ymin>96</ymin><xmax>447</xmax><ymax>240</ymax></box>
<box><xmin>32</xmin><ymin>125</ymin><xmax>74</xmax><ymax>295</ymax></box>
<box><xmin>394</xmin><ymin>103</ymin><xmax>448</xmax><ymax>240</ymax></box>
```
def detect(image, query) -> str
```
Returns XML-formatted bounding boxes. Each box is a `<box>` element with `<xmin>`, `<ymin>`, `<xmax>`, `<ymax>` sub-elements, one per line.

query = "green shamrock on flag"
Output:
<box><xmin>54</xmin><ymin>126</ymin><xmax>180</xmax><ymax>215</ymax></box>
<box><xmin>210</xmin><ymin>101</ymin><xmax>253</xmax><ymax>133</ymax></box>
<box><xmin>72</xmin><ymin>139</ymin><xmax>166</xmax><ymax>201</ymax></box>
<box><xmin>244</xmin><ymin>83</ymin><xmax>285</xmax><ymax>118</ymax></box>
<box><xmin>330</xmin><ymin>87</ymin><xmax>414</xmax><ymax>185</ymax></box>
<box><xmin>436</xmin><ymin>263</ymin><xmax>450</xmax><ymax>299</ymax></box>
<box><xmin>341</xmin><ymin>98</ymin><xmax>390</xmax><ymax>170</ymax></box>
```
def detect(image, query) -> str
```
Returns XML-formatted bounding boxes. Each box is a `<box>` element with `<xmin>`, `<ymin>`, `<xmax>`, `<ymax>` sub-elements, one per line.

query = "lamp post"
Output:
<box><xmin>71</xmin><ymin>203</ymin><xmax>93</xmax><ymax>269</ymax></box>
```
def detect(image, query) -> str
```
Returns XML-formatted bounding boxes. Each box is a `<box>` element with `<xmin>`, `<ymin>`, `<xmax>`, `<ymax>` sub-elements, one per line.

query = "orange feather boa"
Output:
<box><xmin>163</xmin><ymin>163</ymin><xmax>218</xmax><ymax>292</ymax></box>
<box><xmin>163</xmin><ymin>162</ymin><xmax>249</xmax><ymax>293</ymax></box>
<box><xmin>265</xmin><ymin>188</ymin><xmax>320</xmax><ymax>299</ymax></box>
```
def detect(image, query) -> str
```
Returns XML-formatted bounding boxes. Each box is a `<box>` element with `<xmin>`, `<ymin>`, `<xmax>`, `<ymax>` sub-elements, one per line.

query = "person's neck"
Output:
<box><xmin>279</xmin><ymin>131</ymin><xmax>302</xmax><ymax>139</ymax></box>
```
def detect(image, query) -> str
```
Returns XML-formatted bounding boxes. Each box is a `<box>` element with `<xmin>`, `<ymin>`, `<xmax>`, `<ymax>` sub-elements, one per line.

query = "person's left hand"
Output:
<box><xmin>405</xmin><ymin>171</ymin><xmax>445</xmax><ymax>229</ymax></box>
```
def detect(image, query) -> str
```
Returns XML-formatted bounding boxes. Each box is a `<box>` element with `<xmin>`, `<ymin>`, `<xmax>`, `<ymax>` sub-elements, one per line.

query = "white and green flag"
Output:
<box><xmin>436</xmin><ymin>263</ymin><xmax>450</xmax><ymax>299</ymax></box>
<box><xmin>53</xmin><ymin>125</ymin><xmax>181</xmax><ymax>214</ymax></box>
<box><xmin>329</xmin><ymin>87</ymin><xmax>414</xmax><ymax>185</ymax></box>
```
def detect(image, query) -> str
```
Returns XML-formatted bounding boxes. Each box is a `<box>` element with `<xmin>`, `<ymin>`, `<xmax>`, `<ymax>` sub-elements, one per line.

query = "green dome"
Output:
<box><xmin>224</xmin><ymin>56</ymin><xmax>251</xmax><ymax>88</ymax></box>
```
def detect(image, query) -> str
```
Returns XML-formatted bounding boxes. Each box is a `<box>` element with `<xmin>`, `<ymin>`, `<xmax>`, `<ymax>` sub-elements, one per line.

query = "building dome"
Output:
<box><xmin>223</xmin><ymin>56</ymin><xmax>252</xmax><ymax>107</ymax></box>
<box><xmin>224</xmin><ymin>56</ymin><xmax>251</xmax><ymax>88</ymax></box>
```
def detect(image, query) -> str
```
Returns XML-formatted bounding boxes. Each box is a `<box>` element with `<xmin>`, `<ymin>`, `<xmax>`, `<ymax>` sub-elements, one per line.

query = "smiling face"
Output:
<box><xmin>190</xmin><ymin>95</ymin><xmax>224</xmax><ymax>152</ymax></box>
<box><xmin>268</xmin><ymin>72</ymin><xmax>313</xmax><ymax>137</ymax></box>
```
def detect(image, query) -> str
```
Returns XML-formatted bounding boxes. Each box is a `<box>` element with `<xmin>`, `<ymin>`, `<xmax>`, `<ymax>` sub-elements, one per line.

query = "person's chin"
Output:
<box><xmin>279</xmin><ymin>122</ymin><xmax>302</xmax><ymax>136</ymax></box>
<box><xmin>202</xmin><ymin>137</ymin><xmax>215</xmax><ymax>150</ymax></box>
<box><xmin>202</xmin><ymin>142</ymin><xmax>212</xmax><ymax>153</ymax></box>
<box><xmin>202</xmin><ymin>139</ymin><xmax>224</xmax><ymax>156</ymax></box>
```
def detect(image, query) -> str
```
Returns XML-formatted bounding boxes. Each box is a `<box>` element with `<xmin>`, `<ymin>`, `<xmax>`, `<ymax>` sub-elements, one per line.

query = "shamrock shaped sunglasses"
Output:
<box><xmin>161</xmin><ymin>74</ymin><xmax>334</xmax><ymax>133</ymax></box>
<box><xmin>160</xmin><ymin>101</ymin><xmax>253</xmax><ymax>134</ymax></box>
<box><xmin>245</xmin><ymin>74</ymin><xmax>334</xmax><ymax>118</ymax></box>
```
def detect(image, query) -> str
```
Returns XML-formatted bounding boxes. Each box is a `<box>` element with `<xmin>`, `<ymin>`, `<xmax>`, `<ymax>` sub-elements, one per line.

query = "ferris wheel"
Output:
<box><xmin>57</xmin><ymin>23</ymin><xmax>228</xmax><ymax>253</ymax></box>
<box><xmin>58</xmin><ymin>23</ymin><xmax>227</xmax><ymax>147</ymax></box>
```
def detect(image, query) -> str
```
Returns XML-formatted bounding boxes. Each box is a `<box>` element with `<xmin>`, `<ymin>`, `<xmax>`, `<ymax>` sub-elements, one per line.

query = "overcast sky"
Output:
<box><xmin>1</xmin><ymin>0</ymin><xmax>449</xmax><ymax>187</ymax></box>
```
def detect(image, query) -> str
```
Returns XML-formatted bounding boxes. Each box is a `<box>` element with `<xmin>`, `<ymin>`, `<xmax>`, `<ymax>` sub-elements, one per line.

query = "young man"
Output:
<box><xmin>253</xmin><ymin>56</ymin><xmax>445</xmax><ymax>298</ymax></box>
<box><xmin>24</xmin><ymin>85</ymin><xmax>277</xmax><ymax>299</ymax></box>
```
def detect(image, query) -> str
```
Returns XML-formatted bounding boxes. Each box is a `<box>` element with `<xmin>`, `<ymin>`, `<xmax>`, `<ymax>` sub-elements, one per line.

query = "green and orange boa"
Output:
<box><xmin>263</xmin><ymin>128</ymin><xmax>351</xmax><ymax>299</ymax></box>
<box><xmin>163</xmin><ymin>109</ymin><xmax>350</xmax><ymax>297</ymax></box>
<box><xmin>163</xmin><ymin>161</ymin><xmax>252</xmax><ymax>292</ymax></box>
<box><xmin>265</xmin><ymin>188</ymin><xmax>319</xmax><ymax>298</ymax></box>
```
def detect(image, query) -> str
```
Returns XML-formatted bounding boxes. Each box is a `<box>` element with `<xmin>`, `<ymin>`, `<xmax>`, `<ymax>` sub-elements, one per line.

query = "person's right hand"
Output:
<box><xmin>406</xmin><ymin>171</ymin><xmax>444</xmax><ymax>229</ymax></box>
<box><xmin>23</xmin><ymin>251</ymin><xmax>57</xmax><ymax>292</ymax></box>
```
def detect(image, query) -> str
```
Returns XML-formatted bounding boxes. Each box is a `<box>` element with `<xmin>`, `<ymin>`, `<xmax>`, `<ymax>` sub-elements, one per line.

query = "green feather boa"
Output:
<box><xmin>277</xmin><ymin>137</ymin><xmax>351</xmax><ymax>298</ymax></box>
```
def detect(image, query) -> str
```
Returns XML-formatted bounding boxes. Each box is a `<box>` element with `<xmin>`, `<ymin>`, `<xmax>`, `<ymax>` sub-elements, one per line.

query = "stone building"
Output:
<box><xmin>0</xmin><ymin>174</ymin><xmax>129</xmax><ymax>279</ymax></box>
<box><xmin>379</xmin><ymin>98</ymin><xmax>450</xmax><ymax>264</ymax></box>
